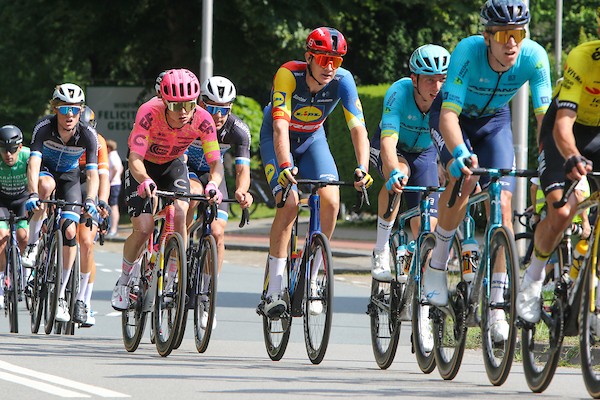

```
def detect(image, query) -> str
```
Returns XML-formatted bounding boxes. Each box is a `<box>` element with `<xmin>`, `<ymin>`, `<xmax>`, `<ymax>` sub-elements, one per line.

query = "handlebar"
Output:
<box><xmin>553</xmin><ymin>171</ymin><xmax>600</xmax><ymax>209</ymax></box>
<box><xmin>277</xmin><ymin>179</ymin><xmax>369</xmax><ymax>213</ymax></box>
<box><xmin>383</xmin><ymin>186</ymin><xmax>443</xmax><ymax>219</ymax></box>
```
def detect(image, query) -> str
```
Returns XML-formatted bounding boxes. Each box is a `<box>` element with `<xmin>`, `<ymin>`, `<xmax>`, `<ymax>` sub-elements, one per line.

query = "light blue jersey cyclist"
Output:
<box><xmin>423</xmin><ymin>0</ymin><xmax>552</xmax><ymax>345</ymax></box>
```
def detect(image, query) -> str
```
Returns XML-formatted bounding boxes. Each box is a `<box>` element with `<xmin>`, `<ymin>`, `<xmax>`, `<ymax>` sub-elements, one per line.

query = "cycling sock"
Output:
<box><xmin>430</xmin><ymin>225</ymin><xmax>456</xmax><ymax>271</ymax></box>
<box><xmin>526</xmin><ymin>246</ymin><xmax>550</xmax><ymax>281</ymax></box>
<box><xmin>201</xmin><ymin>273</ymin><xmax>211</xmax><ymax>301</ymax></box>
<box><xmin>84</xmin><ymin>282</ymin><xmax>94</xmax><ymax>307</ymax></box>
<box><xmin>78</xmin><ymin>272</ymin><xmax>91</xmax><ymax>301</ymax></box>
<box><xmin>60</xmin><ymin>267</ymin><xmax>72</xmax><ymax>298</ymax></box>
<box><xmin>119</xmin><ymin>257</ymin><xmax>137</xmax><ymax>284</ymax></box>
<box><xmin>0</xmin><ymin>272</ymin><xmax>4</xmax><ymax>295</ymax></box>
<box><xmin>310</xmin><ymin>251</ymin><xmax>323</xmax><ymax>282</ymax></box>
<box><xmin>267</xmin><ymin>255</ymin><xmax>286</xmax><ymax>297</ymax></box>
<box><xmin>374</xmin><ymin>217</ymin><xmax>394</xmax><ymax>251</ymax></box>
<box><xmin>28</xmin><ymin>217</ymin><xmax>43</xmax><ymax>245</ymax></box>
<box><xmin>490</xmin><ymin>272</ymin><xmax>508</xmax><ymax>305</ymax></box>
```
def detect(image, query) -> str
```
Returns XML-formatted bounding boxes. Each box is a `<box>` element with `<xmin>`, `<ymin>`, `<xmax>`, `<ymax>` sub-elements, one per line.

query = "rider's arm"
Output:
<box><xmin>234</xmin><ymin>164</ymin><xmax>252</xmax><ymax>206</ymax></box>
<box><xmin>350</xmin><ymin>124</ymin><xmax>370</xmax><ymax>172</ymax></box>
<box><xmin>128</xmin><ymin>152</ymin><xmax>151</xmax><ymax>185</ymax></box>
<box><xmin>27</xmin><ymin>155</ymin><xmax>41</xmax><ymax>195</ymax></box>
<box><xmin>207</xmin><ymin>159</ymin><xmax>225</xmax><ymax>189</ymax></box>
<box><xmin>439</xmin><ymin>108</ymin><xmax>465</xmax><ymax>155</ymax></box>
<box><xmin>273</xmin><ymin>119</ymin><xmax>292</xmax><ymax>167</ymax></box>
<box><xmin>552</xmin><ymin>108</ymin><xmax>579</xmax><ymax>160</ymax></box>
<box><xmin>85</xmin><ymin>168</ymin><xmax>100</xmax><ymax>203</ymax></box>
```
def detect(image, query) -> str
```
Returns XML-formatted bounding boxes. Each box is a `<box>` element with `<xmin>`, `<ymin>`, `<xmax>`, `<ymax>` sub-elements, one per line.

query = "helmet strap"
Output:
<box><xmin>307</xmin><ymin>62</ymin><xmax>324</xmax><ymax>87</ymax></box>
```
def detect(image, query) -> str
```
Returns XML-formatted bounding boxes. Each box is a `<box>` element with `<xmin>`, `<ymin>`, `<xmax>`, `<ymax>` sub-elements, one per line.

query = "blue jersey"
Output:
<box><xmin>442</xmin><ymin>36</ymin><xmax>552</xmax><ymax>118</ymax></box>
<box><xmin>371</xmin><ymin>78</ymin><xmax>433</xmax><ymax>153</ymax></box>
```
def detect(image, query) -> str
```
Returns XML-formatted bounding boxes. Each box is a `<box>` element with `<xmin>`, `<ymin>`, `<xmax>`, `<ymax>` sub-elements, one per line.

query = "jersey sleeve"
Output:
<box><xmin>525</xmin><ymin>42</ymin><xmax>552</xmax><ymax>116</ymax></box>
<box><xmin>83</xmin><ymin>125</ymin><xmax>99</xmax><ymax>170</ymax></box>
<box><xmin>230</xmin><ymin>118</ymin><xmax>251</xmax><ymax>167</ymax></box>
<box><xmin>30</xmin><ymin>118</ymin><xmax>51</xmax><ymax>158</ymax></box>
<box><xmin>271</xmin><ymin>64</ymin><xmax>297</xmax><ymax>122</ymax></box>
<box><xmin>195</xmin><ymin>109</ymin><xmax>221</xmax><ymax>165</ymax></box>
<box><xmin>441</xmin><ymin>38</ymin><xmax>472</xmax><ymax>115</ymax></box>
<box><xmin>558</xmin><ymin>47</ymin><xmax>589</xmax><ymax>112</ymax></box>
<box><xmin>380</xmin><ymin>81</ymin><xmax>402</xmax><ymax>141</ymax></box>
<box><xmin>97</xmin><ymin>134</ymin><xmax>109</xmax><ymax>175</ymax></box>
<box><xmin>338</xmin><ymin>70</ymin><xmax>366</xmax><ymax>130</ymax></box>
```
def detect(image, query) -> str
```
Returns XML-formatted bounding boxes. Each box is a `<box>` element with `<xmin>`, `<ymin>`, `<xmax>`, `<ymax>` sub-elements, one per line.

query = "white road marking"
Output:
<box><xmin>0</xmin><ymin>360</ymin><xmax>129</xmax><ymax>398</ymax></box>
<box><xmin>100</xmin><ymin>269</ymin><xmax>112</xmax><ymax>273</ymax></box>
<box><xmin>106</xmin><ymin>311</ymin><xmax>121</xmax><ymax>317</ymax></box>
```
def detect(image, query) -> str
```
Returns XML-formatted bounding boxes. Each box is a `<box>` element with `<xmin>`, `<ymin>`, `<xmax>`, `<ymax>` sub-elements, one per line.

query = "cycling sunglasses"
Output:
<box><xmin>205</xmin><ymin>104</ymin><xmax>231</xmax><ymax>116</ymax></box>
<box><xmin>309</xmin><ymin>52</ymin><xmax>343</xmax><ymax>69</ymax></box>
<box><xmin>166</xmin><ymin>100</ymin><xmax>197</xmax><ymax>112</ymax></box>
<box><xmin>488</xmin><ymin>29</ymin><xmax>527</xmax><ymax>44</ymax></box>
<box><xmin>57</xmin><ymin>105</ymin><xmax>82</xmax><ymax>116</ymax></box>
<box><xmin>0</xmin><ymin>145</ymin><xmax>19</xmax><ymax>154</ymax></box>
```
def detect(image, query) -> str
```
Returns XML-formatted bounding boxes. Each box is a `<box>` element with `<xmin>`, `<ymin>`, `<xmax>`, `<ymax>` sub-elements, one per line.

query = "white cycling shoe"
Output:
<box><xmin>422</xmin><ymin>265</ymin><xmax>448</xmax><ymax>307</ymax></box>
<box><xmin>516</xmin><ymin>274</ymin><xmax>543</xmax><ymax>323</ymax></box>
<box><xmin>371</xmin><ymin>247</ymin><xmax>393</xmax><ymax>282</ymax></box>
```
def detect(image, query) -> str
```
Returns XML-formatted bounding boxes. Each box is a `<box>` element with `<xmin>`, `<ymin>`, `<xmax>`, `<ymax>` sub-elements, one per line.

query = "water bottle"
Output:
<box><xmin>570</xmin><ymin>239</ymin><xmax>588</xmax><ymax>280</ymax></box>
<box><xmin>396</xmin><ymin>243</ymin><xmax>408</xmax><ymax>283</ymax></box>
<box><xmin>462</xmin><ymin>238</ymin><xmax>479</xmax><ymax>282</ymax></box>
<box><xmin>405</xmin><ymin>240</ymin><xmax>416</xmax><ymax>275</ymax></box>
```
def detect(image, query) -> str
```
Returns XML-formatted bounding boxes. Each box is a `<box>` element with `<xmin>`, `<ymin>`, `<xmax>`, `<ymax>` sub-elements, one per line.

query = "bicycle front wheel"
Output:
<box><xmin>194</xmin><ymin>234</ymin><xmax>218</xmax><ymax>353</ymax></box>
<box><xmin>481</xmin><ymin>226</ymin><xmax>519</xmax><ymax>386</ymax></box>
<box><xmin>122</xmin><ymin>254</ymin><xmax>148</xmax><ymax>352</ymax></box>
<box><xmin>63</xmin><ymin>250</ymin><xmax>80</xmax><ymax>335</ymax></box>
<box><xmin>44</xmin><ymin>231</ymin><xmax>62</xmax><ymax>335</ymax></box>
<box><xmin>579</xmin><ymin>253</ymin><xmax>600</xmax><ymax>398</ymax></box>
<box><xmin>7</xmin><ymin>246</ymin><xmax>20</xmax><ymax>332</ymax></box>
<box><xmin>154</xmin><ymin>232</ymin><xmax>187</xmax><ymax>357</ymax></box>
<box><xmin>31</xmin><ymin>236</ymin><xmax>47</xmax><ymax>334</ymax></box>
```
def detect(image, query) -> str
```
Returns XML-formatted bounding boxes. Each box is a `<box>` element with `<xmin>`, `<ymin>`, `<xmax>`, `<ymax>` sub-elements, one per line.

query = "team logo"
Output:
<box><xmin>585</xmin><ymin>86</ymin><xmax>600</xmax><ymax>95</ymax></box>
<box><xmin>273</xmin><ymin>91</ymin><xmax>286</xmax><ymax>108</ymax></box>
<box><xmin>265</xmin><ymin>162</ymin><xmax>276</xmax><ymax>183</ymax></box>
<box><xmin>355</xmin><ymin>99</ymin><xmax>363</xmax><ymax>112</ymax></box>
<box><xmin>293</xmin><ymin>106</ymin><xmax>323</xmax><ymax>122</ymax></box>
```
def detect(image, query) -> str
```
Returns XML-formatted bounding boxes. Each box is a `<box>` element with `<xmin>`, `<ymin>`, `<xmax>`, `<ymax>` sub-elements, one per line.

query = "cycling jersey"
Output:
<box><xmin>442</xmin><ymin>36</ymin><xmax>552</xmax><ymax>118</ymax></box>
<box><xmin>371</xmin><ymin>78</ymin><xmax>433</xmax><ymax>153</ymax></box>
<box><xmin>79</xmin><ymin>133</ymin><xmax>109</xmax><ymax>177</ymax></box>
<box><xmin>0</xmin><ymin>147</ymin><xmax>29</xmax><ymax>197</ymax></box>
<box><xmin>555</xmin><ymin>40</ymin><xmax>600</xmax><ymax>127</ymax></box>
<box><xmin>128</xmin><ymin>97</ymin><xmax>220</xmax><ymax>165</ymax></box>
<box><xmin>186</xmin><ymin>113</ymin><xmax>251</xmax><ymax>173</ymax></box>
<box><xmin>263</xmin><ymin>61</ymin><xmax>365</xmax><ymax>134</ymax></box>
<box><xmin>31</xmin><ymin>116</ymin><xmax>98</xmax><ymax>173</ymax></box>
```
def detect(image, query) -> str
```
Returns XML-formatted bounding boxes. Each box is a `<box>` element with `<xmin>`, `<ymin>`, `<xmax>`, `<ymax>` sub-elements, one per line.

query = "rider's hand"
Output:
<box><xmin>84</xmin><ymin>198</ymin><xmax>99</xmax><ymax>220</ymax></box>
<box><xmin>354</xmin><ymin>164</ymin><xmax>373</xmax><ymax>191</ymax></box>
<box><xmin>98</xmin><ymin>200</ymin><xmax>110</xmax><ymax>219</ymax></box>
<box><xmin>26</xmin><ymin>193</ymin><xmax>40</xmax><ymax>212</ymax></box>
<box><xmin>235</xmin><ymin>190</ymin><xmax>254</xmax><ymax>209</ymax></box>
<box><xmin>137</xmin><ymin>178</ymin><xmax>156</xmax><ymax>198</ymax></box>
<box><xmin>385</xmin><ymin>168</ymin><xmax>407</xmax><ymax>193</ymax></box>
<box><xmin>449</xmin><ymin>143</ymin><xmax>477</xmax><ymax>178</ymax></box>
<box><xmin>277</xmin><ymin>163</ymin><xmax>297</xmax><ymax>187</ymax></box>
<box><xmin>205</xmin><ymin>181</ymin><xmax>223</xmax><ymax>204</ymax></box>
<box><xmin>564</xmin><ymin>154</ymin><xmax>592</xmax><ymax>181</ymax></box>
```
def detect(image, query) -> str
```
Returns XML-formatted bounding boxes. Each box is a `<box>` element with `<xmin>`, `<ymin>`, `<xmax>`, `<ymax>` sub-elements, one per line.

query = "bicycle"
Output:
<box><xmin>29</xmin><ymin>198</ymin><xmax>87</xmax><ymax>336</ymax></box>
<box><xmin>1</xmin><ymin>210</ymin><xmax>29</xmax><ymax>333</ymax></box>
<box><xmin>420</xmin><ymin>164</ymin><xmax>536</xmax><ymax>385</ymax></box>
<box><xmin>513</xmin><ymin>208</ymin><xmax>536</xmax><ymax>267</ymax></box>
<box><xmin>256</xmin><ymin>178</ymin><xmax>369</xmax><ymax>364</ymax></box>
<box><xmin>519</xmin><ymin>172</ymin><xmax>600</xmax><ymax>396</ymax></box>
<box><xmin>168</xmin><ymin>192</ymin><xmax>249</xmax><ymax>353</ymax></box>
<box><xmin>121</xmin><ymin>190</ymin><xmax>187</xmax><ymax>357</ymax></box>
<box><xmin>367</xmin><ymin>186</ymin><xmax>461</xmax><ymax>371</ymax></box>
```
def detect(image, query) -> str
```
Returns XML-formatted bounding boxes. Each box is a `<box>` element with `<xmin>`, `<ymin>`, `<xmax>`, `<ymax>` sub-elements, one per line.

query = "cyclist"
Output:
<box><xmin>74</xmin><ymin>107</ymin><xmax>110</xmax><ymax>326</ymax></box>
<box><xmin>185</xmin><ymin>76</ymin><xmax>253</xmax><ymax>329</ymax></box>
<box><xmin>0</xmin><ymin>125</ymin><xmax>30</xmax><ymax>308</ymax></box>
<box><xmin>370</xmin><ymin>44</ymin><xmax>450</xmax><ymax>282</ymax></box>
<box><xmin>24</xmin><ymin>83</ymin><xmax>100</xmax><ymax>323</ymax></box>
<box><xmin>517</xmin><ymin>38</ymin><xmax>600</xmax><ymax>325</ymax></box>
<box><xmin>259</xmin><ymin>27</ymin><xmax>373</xmax><ymax>318</ymax></box>
<box><xmin>111</xmin><ymin>68</ymin><xmax>224</xmax><ymax>311</ymax></box>
<box><xmin>423</xmin><ymin>0</ymin><xmax>552</xmax><ymax>343</ymax></box>
<box><xmin>106</xmin><ymin>139</ymin><xmax>123</xmax><ymax>237</ymax></box>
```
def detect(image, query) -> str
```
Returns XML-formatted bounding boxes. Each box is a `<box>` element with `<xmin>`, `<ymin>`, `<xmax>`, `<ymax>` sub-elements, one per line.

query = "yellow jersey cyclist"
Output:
<box><xmin>185</xmin><ymin>75</ymin><xmax>253</xmax><ymax>329</ymax></box>
<box><xmin>0</xmin><ymin>126</ymin><xmax>30</xmax><ymax>309</ymax></box>
<box><xmin>517</xmin><ymin>38</ymin><xmax>600</xmax><ymax>325</ymax></box>
<box><xmin>423</xmin><ymin>0</ymin><xmax>552</xmax><ymax>343</ymax></box>
<box><xmin>259</xmin><ymin>27</ymin><xmax>373</xmax><ymax>318</ymax></box>
<box><xmin>111</xmin><ymin>68</ymin><xmax>224</xmax><ymax>311</ymax></box>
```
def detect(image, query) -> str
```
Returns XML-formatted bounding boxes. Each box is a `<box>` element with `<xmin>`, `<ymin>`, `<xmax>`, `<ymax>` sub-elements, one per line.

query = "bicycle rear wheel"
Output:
<box><xmin>515</xmin><ymin>231</ymin><xmax>534</xmax><ymax>267</ymax></box>
<box><xmin>194</xmin><ymin>234</ymin><xmax>218</xmax><ymax>353</ymax></box>
<box><xmin>481</xmin><ymin>226</ymin><xmax>519</xmax><ymax>386</ymax></box>
<box><xmin>154</xmin><ymin>232</ymin><xmax>187</xmax><ymax>357</ymax></box>
<box><xmin>63</xmin><ymin>250</ymin><xmax>80</xmax><ymax>335</ymax></box>
<box><xmin>579</xmin><ymin>255</ymin><xmax>600</xmax><ymax>398</ymax></box>
<box><xmin>30</xmin><ymin>236</ymin><xmax>47</xmax><ymax>334</ymax></box>
<box><xmin>369</xmin><ymin>235</ymin><xmax>401</xmax><ymax>369</ymax></box>
<box><xmin>7</xmin><ymin>246</ymin><xmax>20</xmax><ymax>333</ymax></box>
<box><xmin>122</xmin><ymin>255</ymin><xmax>148</xmax><ymax>352</ymax></box>
<box><xmin>521</xmin><ymin>247</ymin><xmax>565</xmax><ymax>393</ymax></box>
<box><xmin>303</xmin><ymin>232</ymin><xmax>334</xmax><ymax>364</ymax></box>
<box><xmin>44</xmin><ymin>231</ymin><xmax>62</xmax><ymax>335</ymax></box>
<box><xmin>262</xmin><ymin>290</ymin><xmax>292</xmax><ymax>361</ymax></box>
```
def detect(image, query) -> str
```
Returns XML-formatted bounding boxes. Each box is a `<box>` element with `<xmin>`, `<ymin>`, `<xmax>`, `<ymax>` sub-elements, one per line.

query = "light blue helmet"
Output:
<box><xmin>409</xmin><ymin>44</ymin><xmax>451</xmax><ymax>75</ymax></box>
<box><xmin>480</xmin><ymin>0</ymin><xmax>530</xmax><ymax>26</ymax></box>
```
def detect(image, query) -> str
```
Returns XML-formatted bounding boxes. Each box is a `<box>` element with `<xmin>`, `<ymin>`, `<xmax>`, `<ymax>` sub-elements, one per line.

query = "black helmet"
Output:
<box><xmin>80</xmin><ymin>107</ymin><xmax>97</xmax><ymax>128</ymax></box>
<box><xmin>480</xmin><ymin>0</ymin><xmax>530</xmax><ymax>27</ymax></box>
<box><xmin>0</xmin><ymin>125</ymin><xmax>23</xmax><ymax>148</ymax></box>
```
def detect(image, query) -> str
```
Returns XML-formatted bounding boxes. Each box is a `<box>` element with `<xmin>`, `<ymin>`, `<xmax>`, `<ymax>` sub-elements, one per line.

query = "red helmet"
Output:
<box><xmin>160</xmin><ymin>69</ymin><xmax>200</xmax><ymax>102</ymax></box>
<box><xmin>306</xmin><ymin>27</ymin><xmax>347</xmax><ymax>56</ymax></box>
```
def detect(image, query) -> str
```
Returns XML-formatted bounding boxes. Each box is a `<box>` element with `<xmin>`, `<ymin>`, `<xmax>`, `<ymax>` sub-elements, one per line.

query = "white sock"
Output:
<box><xmin>84</xmin><ymin>282</ymin><xmax>94</xmax><ymax>308</ymax></box>
<box><xmin>310</xmin><ymin>251</ymin><xmax>323</xmax><ymax>282</ymax></box>
<box><xmin>525</xmin><ymin>248</ymin><xmax>549</xmax><ymax>282</ymax></box>
<box><xmin>374</xmin><ymin>217</ymin><xmax>394</xmax><ymax>251</ymax></box>
<box><xmin>28</xmin><ymin>218</ymin><xmax>43</xmax><ymax>245</ymax></box>
<box><xmin>78</xmin><ymin>272</ymin><xmax>91</xmax><ymax>301</ymax></box>
<box><xmin>430</xmin><ymin>225</ymin><xmax>456</xmax><ymax>271</ymax></box>
<box><xmin>0</xmin><ymin>272</ymin><xmax>4</xmax><ymax>296</ymax></box>
<box><xmin>490</xmin><ymin>272</ymin><xmax>507</xmax><ymax>305</ymax></box>
<box><xmin>60</xmin><ymin>268</ymin><xmax>72</xmax><ymax>298</ymax></box>
<box><xmin>267</xmin><ymin>255</ymin><xmax>286</xmax><ymax>297</ymax></box>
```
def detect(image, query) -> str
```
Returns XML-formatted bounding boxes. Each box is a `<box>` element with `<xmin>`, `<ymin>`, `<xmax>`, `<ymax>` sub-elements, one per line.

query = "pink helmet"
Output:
<box><xmin>160</xmin><ymin>69</ymin><xmax>200</xmax><ymax>102</ymax></box>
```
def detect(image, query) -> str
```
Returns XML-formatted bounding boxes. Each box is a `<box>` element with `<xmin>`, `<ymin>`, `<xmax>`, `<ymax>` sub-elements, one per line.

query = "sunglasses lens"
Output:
<box><xmin>206</xmin><ymin>105</ymin><xmax>231</xmax><ymax>115</ymax></box>
<box><xmin>493</xmin><ymin>29</ymin><xmax>526</xmax><ymax>44</ymax></box>
<box><xmin>1</xmin><ymin>146</ymin><xmax>18</xmax><ymax>154</ymax></box>
<box><xmin>167</xmin><ymin>101</ymin><xmax>196</xmax><ymax>112</ymax></box>
<box><xmin>58</xmin><ymin>106</ymin><xmax>81</xmax><ymax>115</ymax></box>
<box><xmin>312</xmin><ymin>53</ymin><xmax>343</xmax><ymax>69</ymax></box>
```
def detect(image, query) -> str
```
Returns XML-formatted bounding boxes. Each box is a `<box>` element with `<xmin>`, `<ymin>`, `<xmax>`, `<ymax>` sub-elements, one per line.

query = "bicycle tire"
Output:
<box><xmin>579</xmin><ymin>253</ymin><xmax>600</xmax><ymax>398</ymax></box>
<box><xmin>369</xmin><ymin>234</ymin><xmax>401</xmax><ymax>369</ymax></box>
<box><xmin>481</xmin><ymin>226</ymin><xmax>519</xmax><ymax>386</ymax></box>
<box><xmin>63</xmin><ymin>250</ymin><xmax>80</xmax><ymax>335</ymax></box>
<box><xmin>154</xmin><ymin>232</ymin><xmax>187</xmax><ymax>357</ymax></box>
<box><xmin>122</xmin><ymin>254</ymin><xmax>149</xmax><ymax>352</ymax></box>
<box><xmin>30</xmin><ymin>235</ymin><xmax>47</xmax><ymax>334</ymax></box>
<box><xmin>303</xmin><ymin>232</ymin><xmax>334</xmax><ymax>364</ymax></box>
<box><xmin>7</xmin><ymin>245</ymin><xmax>19</xmax><ymax>333</ymax></box>
<box><xmin>171</xmin><ymin>244</ymin><xmax>196</xmax><ymax>351</ymax></box>
<box><xmin>521</xmin><ymin>246</ymin><xmax>565</xmax><ymax>393</ymax></box>
<box><xmin>194</xmin><ymin>234</ymin><xmax>218</xmax><ymax>353</ymax></box>
<box><xmin>430</xmin><ymin>234</ymin><xmax>466</xmax><ymax>380</ymax></box>
<box><xmin>44</xmin><ymin>231</ymin><xmax>62</xmax><ymax>335</ymax></box>
<box><xmin>515</xmin><ymin>231</ymin><xmax>534</xmax><ymax>268</ymax></box>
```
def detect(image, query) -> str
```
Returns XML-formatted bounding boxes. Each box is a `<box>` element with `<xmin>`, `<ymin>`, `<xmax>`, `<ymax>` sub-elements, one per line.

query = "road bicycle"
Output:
<box><xmin>367</xmin><ymin>186</ymin><xmax>461</xmax><ymax>371</ymax></box>
<box><xmin>121</xmin><ymin>190</ymin><xmax>187</xmax><ymax>357</ymax></box>
<box><xmin>519</xmin><ymin>172</ymin><xmax>600</xmax><ymax>397</ymax></box>
<box><xmin>257</xmin><ymin>178</ymin><xmax>368</xmax><ymax>364</ymax></box>
<box><xmin>421</xmin><ymin>165</ymin><xmax>535</xmax><ymax>385</ymax></box>
<box><xmin>1</xmin><ymin>210</ymin><xmax>29</xmax><ymax>333</ymax></box>
<box><xmin>29</xmin><ymin>198</ymin><xmax>87</xmax><ymax>336</ymax></box>
<box><xmin>171</xmin><ymin>193</ymin><xmax>249</xmax><ymax>353</ymax></box>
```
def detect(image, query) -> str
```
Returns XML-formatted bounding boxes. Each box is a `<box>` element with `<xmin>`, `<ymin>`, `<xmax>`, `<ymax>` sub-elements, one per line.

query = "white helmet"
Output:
<box><xmin>155</xmin><ymin>71</ymin><xmax>167</xmax><ymax>95</ymax></box>
<box><xmin>53</xmin><ymin>83</ymin><xmax>85</xmax><ymax>103</ymax></box>
<box><xmin>201</xmin><ymin>76</ymin><xmax>236</xmax><ymax>103</ymax></box>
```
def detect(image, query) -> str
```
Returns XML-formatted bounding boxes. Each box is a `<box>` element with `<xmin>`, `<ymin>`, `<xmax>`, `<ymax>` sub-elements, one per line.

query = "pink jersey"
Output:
<box><xmin>128</xmin><ymin>97</ymin><xmax>220</xmax><ymax>165</ymax></box>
